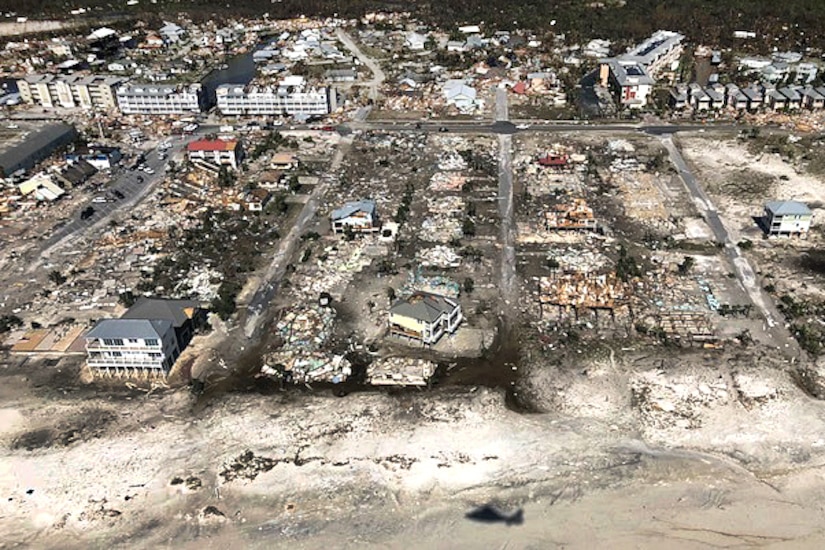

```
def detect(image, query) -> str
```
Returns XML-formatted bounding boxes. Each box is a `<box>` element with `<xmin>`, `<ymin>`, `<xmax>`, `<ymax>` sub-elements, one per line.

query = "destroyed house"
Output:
<box><xmin>389</xmin><ymin>292</ymin><xmax>463</xmax><ymax>345</ymax></box>
<box><xmin>537</xmin><ymin>153</ymin><xmax>569</xmax><ymax>170</ymax></box>
<box><xmin>66</xmin><ymin>146</ymin><xmax>122</xmax><ymax>170</ymax></box>
<box><xmin>330</xmin><ymin>199</ymin><xmax>379</xmax><ymax>234</ymax></box>
<box><xmin>545</xmin><ymin>199</ymin><xmax>598</xmax><ymax>231</ymax></box>
<box><xmin>763</xmin><ymin>200</ymin><xmax>812</xmax><ymax>237</ymax></box>
<box><xmin>539</xmin><ymin>272</ymin><xmax>628</xmax><ymax>315</ymax></box>
<box><xmin>244</xmin><ymin>188</ymin><xmax>271</xmax><ymax>211</ymax></box>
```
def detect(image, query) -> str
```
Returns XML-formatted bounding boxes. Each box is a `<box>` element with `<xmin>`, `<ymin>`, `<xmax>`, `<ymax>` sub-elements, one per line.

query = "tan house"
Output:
<box><xmin>388</xmin><ymin>292</ymin><xmax>463</xmax><ymax>345</ymax></box>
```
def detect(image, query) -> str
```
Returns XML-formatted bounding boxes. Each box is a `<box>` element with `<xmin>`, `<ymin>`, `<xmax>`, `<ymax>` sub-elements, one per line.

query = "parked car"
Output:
<box><xmin>92</xmin><ymin>196</ymin><xmax>109</xmax><ymax>203</ymax></box>
<box><xmin>113</xmin><ymin>190</ymin><xmax>125</xmax><ymax>199</ymax></box>
<box><xmin>80</xmin><ymin>206</ymin><xmax>95</xmax><ymax>220</ymax></box>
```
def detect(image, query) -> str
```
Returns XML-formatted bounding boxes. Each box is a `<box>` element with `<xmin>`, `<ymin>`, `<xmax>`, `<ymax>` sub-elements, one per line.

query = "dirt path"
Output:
<box><xmin>242</xmin><ymin>135</ymin><xmax>353</xmax><ymax>338</ymax></box>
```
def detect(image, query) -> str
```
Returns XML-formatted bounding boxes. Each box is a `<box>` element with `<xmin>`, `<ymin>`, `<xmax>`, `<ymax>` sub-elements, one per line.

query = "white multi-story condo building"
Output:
<box><xmin>216</xmin><ymin>78</ymin><xmax>336</xmax><ymax>116</ymax></box>
<box><xmin>115</xmin><ymin>83</ymin><xmax>204</xmax><ymax>114</ymax></box>
<box><xmin>17</xmin><ymin>74</ymin><xmax>126</xmax><ymax>110</ymax></box>
<box><xmin>599</xmin><ymin>30</ymin><xmax>684</xmax><ymax>109</ymax></box>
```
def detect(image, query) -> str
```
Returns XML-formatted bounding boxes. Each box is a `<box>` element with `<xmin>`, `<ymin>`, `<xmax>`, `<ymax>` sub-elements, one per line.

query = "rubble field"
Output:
<box><xmin>680</xmin><ymin>134</ymin><xmax>825</xmax><ymax>358</ymax></box>
<box><xmin>296</xmin><ymin>132</ymin><xmax>498</xmax><ymax>342</ymax></box>
<box><xmin>512</xmin><ymin>133</ymin><xmax>759</xmax><ymax>350</ymax></box>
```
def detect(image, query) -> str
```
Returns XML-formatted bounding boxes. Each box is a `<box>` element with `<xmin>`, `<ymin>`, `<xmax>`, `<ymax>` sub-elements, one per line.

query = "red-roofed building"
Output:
<box><xmin>511</xmin><ymin>81</ymin><xmax>527</xmax><ymax>95</ymax></box>
<box><xmin>186</xmin><ymin>138</ymin><xmax>243</xmax><ymax>170</ymax></box>
<box><xmin>538</xmin><ymin>153</ymin><xmax>569</xmax><ymax>169</ymax></box>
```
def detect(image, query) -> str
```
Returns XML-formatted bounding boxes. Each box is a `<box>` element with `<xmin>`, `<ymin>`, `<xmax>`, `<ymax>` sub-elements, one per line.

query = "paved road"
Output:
<box><xmin>661</xmin><ymin>135</ymin><xmax>796</xmax><ymax>350</ymax></box>
<box><xmin>346</xmin><ymin>121</ymin><xmax>745</xmax><ymax>135</ymax></box>
<box><xmin>242</xmin><ymin>135</ymin><xmax>354</xmax><ymax>339</ymax></box>
<box><xmin>336</xmin><ymin>27</ymin><xmax>385</xmax><ymax>102</ymax></box>
<box><xmin>496</xmin><ymin>88</ymin><xmax>518</xmax><ymax>319</ymax></box>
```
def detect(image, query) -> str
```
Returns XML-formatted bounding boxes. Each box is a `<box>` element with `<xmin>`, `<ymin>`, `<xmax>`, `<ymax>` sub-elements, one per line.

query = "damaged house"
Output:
<box><xmin>330</xmin><ymin>199</ymin><xmax>379</xmax><ymax>235</ymax></box>
<box><xmin>388</xmin><ymin>291</ymin><xmax>463</xmax><ymax>345</ymax></box>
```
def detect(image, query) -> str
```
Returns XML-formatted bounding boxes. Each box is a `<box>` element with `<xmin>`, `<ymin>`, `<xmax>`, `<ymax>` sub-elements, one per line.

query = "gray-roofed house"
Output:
<box><xmin>741</xmin><ymin>85</ymin><xmax>764</xmax><ymax>110</ymax></box>
<box><xmin>670</xmin><ymin>84</ymin><xmax>688</xmax><ymax>109</ymax></box>
<box><xmin>121</xmin><ymin>297</ymin><xmax>203</xmax><ymax>348</ymax></box>
<box><xmin>705</xmin><ymin>85</ymin><xmax>725</xmax><ymax>109</ymax></box>
<box><xmin>330</xmin><ymin>199</ymin><xmax>379</xmax><ymax>235</ymax></box>
<box><xmin>388</xmin><ymin>291</ymin><xmax>463</xmax><ymax>345</ymax></box>
<box><xmin>725</xmin><ymin>84</ymin><xmax>749</xmax><ymax>110</ymax></box>
<box><xmin>767</xmin><ymin>88</ymin><xmax>788</xmax><ymax>110</ymax></box>
<box><xmin>85</xmin><ymin>298</ymin><xmax>204</xmax><ymax>377</ymax></box>
<box><xmin>801</xmin><ymin>86</ymin><xmax>825</xmax><ymax>110</ymax></box>
<box><xmin>779</xmin><ymin>86</ymin><xmax>801</xmax><ymax>109</ymax></box>
<box><xmin>763</xmin><ymin>200</ymin><xmax>813</xmax><ymax>237</ymax></box>
<box><xmin>85</xmin><ymin>319</ymin><xmax>180</xmax><ymax>377</ymax></box>
<box><xmin>0</xmin><ymin>123</ymin><xmax>77</xmax><ymax>177</ymax></box>
<box><xmin>688</xmin><ymin>83</ymin><xmax>710</xmax><ymax>110</ymax></box>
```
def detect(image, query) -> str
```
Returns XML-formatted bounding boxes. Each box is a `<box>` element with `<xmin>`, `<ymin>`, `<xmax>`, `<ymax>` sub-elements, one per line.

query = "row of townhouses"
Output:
<box><xmin>16</xmin><ymin>74</ymin><xmax>337</xmax><ymax>116</ymax></box>
<box><xmin>671</xmin><ymin>82</ymin><xmax>825</xmax><ymax>112</ymax></box>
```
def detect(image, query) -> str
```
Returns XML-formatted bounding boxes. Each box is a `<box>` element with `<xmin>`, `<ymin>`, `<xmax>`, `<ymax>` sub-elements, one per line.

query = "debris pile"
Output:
<box><xmin>438</xmin><ymin>151</ymin><xmax>468</xmax><ymax>171</ymax></box>
<box><xmin>417</xmin><ymin>245</ymin><xmax>461</xmax><ymax>268</ymax></box>
<box><xmin>261</xmin><ymin>351</ymin><xmax>352</xmax><ymax>384</ymax></box>
<box><xmin>260</xmin><ymin>305</ymin><xmax>352</xmax><ymax>383</ymax></box>
<box><xmin>220</xmin><ymin>450</ymin><xmax>277</xmax><ymax>483</ymax></box>
<box><xmin>631</xmin><ymin>369</ymin><xmax>730</xmax><ymax>429</ymax></box>
<box><xmin>429</xmin><ymin>171</ymin><xmax>466</xmax><ymax>192</ymax></box>
<box><xmin>544</xmin><ymin>247</ymin><xmax>611</xmax><ymax>272</ymax></box>
<box><xmin>366</xmin><ymin>356</ymin><xmax>437</xmax><ymax>386</ymax></box>
<box><xmin>545</xmin><ymin>198</ymin><xmax>598</xmax><ymax>231</ymax></box>
<box><xmin>734</xmin><ymin>372</ymin><xmax>779</xmax><ymax>405</ymax></box>
<box><xmin>610</xmin><ymin>172</ymin><xmax>671</xmax><ymax>228</ymax></box>
<box><xmin>286</xmin><ymin>237</ymin><xmax>384</xmax><ymax>301</ymax></box>
<box><xmin>402</xmin><ymin>271</ymin><xmax>461</xmax><ymax>298</ymax></box>
<box><xmin>422</xmin><ymin>195</ymin><xmax>466</xmax><ymax>243</ymax></box>
<box><xmin>538</xmin><ymin>272</ymin><xmax>629</xmax><ymax>311</ymax></box>
<box><xmin>653</xmin><ymin>311</ymin><xmax>715</xmax><ymax>345</ymax></box>
<box><xmin>275</xmin><ymin>305</ymin><xmax>335</xmax><ymax>349</ymax></box>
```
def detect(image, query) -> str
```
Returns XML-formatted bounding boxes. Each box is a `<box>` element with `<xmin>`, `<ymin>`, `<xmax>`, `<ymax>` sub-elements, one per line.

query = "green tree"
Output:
<box><xmin>463</xmin><ymin>277</ymin><xmax>475</xmax><ymax>294</ymax></box>
<box><xmin>677</xmin><ymin>256</ymin><xmax>695</xmax><ymax>275</ymax></box>
<box><xmin>462</xmin><ymin>217</ymin><xmax>476</xmax><ymax>237</ymax></box>
<box><xmin>210</xmin><ymin>281</ymin><xmax>240</xmax><ymax>321</ymax></box>
<box><xmin>118</xmin><ymin>291</ymin><xmax>137</xmax><ymax>308</ymax></box>
<box><xmin>616</xmin><ymin>245</ymin><xmax>640</xmax><ymax>282</ymax></box>
<box><xmin>0</xmin><ymin>314</ymin><xmax>23</xmax><ymax>333</ymax></box>
<box><xmin>48</xmin><ymin>270</ymin><xmax>67</xmax><ymax>285</ymax></box>
<box><xmin>217</xmin><ymin>165</ymin><xmax>235</xmax><ymax>188</ymax></box>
